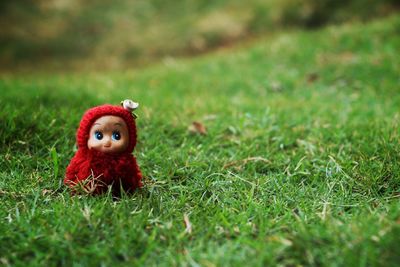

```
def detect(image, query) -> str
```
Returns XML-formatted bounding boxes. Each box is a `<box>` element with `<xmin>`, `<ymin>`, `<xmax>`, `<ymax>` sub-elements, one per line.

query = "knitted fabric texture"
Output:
<box><xmin>64</xmin><ymin>104</ymin><xmax>142</xmax><ymax>195</ymax></box>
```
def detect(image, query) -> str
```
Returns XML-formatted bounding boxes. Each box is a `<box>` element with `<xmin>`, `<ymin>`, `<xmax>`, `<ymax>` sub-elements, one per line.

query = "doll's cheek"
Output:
<box><xmin>87</xmin><ymin>138</ymin><xmax>101</xmax><ymax>150</ymax></box>
<box><xmin>119</xmin><ymin>139</ymin><xmax>129</xmax><ymax>150</ymax></box>
<box><xmin>109</xmin><ymin>140</ymin><xmax>128</xmax><ymax>153</ymax></box>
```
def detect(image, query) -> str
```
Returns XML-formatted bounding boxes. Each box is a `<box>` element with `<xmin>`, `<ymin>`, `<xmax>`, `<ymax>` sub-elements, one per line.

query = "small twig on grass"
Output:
<box><xmin>223</xmin><ymin>156</ymin><xmax>271</xmax><ymax>169</ymax></box>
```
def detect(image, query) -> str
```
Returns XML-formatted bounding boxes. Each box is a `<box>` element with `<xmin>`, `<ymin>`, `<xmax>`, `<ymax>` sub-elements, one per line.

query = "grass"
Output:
<box><xmin>1</xmin><ymin>14</ymin><xmax>400</xmax><ymax>266</ymax></box>
<box><xmin>1</xmin><ymin>0</ymin><xmax>398</xmax><ymax>71</ymax></box>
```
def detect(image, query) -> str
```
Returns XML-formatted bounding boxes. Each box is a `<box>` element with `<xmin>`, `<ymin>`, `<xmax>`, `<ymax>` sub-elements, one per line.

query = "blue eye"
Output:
<box><xmin>112</xmin><ymin>131</ymin><xmax>121</xmax><ymax>141</ymax></box>
<box><xmin>94</xmin><ymin>131</ymin><xmax>103</xmax><ymax>140</ymax></box>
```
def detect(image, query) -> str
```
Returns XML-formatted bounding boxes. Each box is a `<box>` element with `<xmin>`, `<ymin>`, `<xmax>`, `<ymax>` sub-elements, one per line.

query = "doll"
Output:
<box><xmin>64</xmin><ymin>100</ymin><xmax>142</xmax><ymax>195</ymax></box>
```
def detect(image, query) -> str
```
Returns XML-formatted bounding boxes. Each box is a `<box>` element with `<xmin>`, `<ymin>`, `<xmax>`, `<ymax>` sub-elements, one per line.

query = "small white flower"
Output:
<box><xmin>121</xmin><ymin>99</ymin><xmax>139</xmax><ymax>112</ymax></box>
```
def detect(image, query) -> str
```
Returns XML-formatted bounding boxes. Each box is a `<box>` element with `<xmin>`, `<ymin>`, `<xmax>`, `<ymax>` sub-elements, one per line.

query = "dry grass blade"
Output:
<box><xmin>223</xmin><ymin>156</ymin><xmax>271</xmax><ymax>169</ymax></box>
<box><xmin>71</xmin><ymin>173</ymin><xmax>107</xmax><ymax>195</ymax></box>
<box><xmin>183</xmin><ymin>214</ymin><xmax>192</xmax><ymax>234</ymax></box>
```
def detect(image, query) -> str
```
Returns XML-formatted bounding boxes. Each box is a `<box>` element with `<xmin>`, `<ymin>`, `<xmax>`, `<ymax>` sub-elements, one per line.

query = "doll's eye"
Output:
<box><xmin>112</xmin><ymin>131</ymin><xmax>121</xmax><ymax>141</ymax></box>
<box><xmin>94</xmin><ymin>131</ymin><xmax>103</xmax><ymax>140</ymax></box>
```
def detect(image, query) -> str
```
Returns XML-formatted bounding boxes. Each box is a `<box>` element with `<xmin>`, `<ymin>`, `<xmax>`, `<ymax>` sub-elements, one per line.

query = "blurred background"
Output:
<box><xmin>0</xmin><ymin>0</ymin><xmax>398</xmax><ymax>72</ymax></box>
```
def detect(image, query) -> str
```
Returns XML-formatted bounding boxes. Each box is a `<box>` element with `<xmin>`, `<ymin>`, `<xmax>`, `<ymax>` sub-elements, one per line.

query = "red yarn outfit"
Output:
<box><xmin>64</xmin><ymin>104</ymin><xmax>142</xmax><ymax>195</ymax></box>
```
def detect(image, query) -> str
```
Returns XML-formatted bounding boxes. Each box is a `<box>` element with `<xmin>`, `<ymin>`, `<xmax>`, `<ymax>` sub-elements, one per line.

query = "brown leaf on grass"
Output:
<box><xmin>223</xmin><ymin>156</ymin><xmax>271</xmax><ymax>169</ymax></box>
<box><xmin>183</xmin><ymin>214</ymin><xmax>192</xmax><ymax>234</ymax></box>
<box><xmin>307</xmin><ymin>72</ymin><xmax>319</xmax><ymax>83</ymax></box>
<box><xmin>188</xmin><ymin>121</ymin><xmax>207</xmax><ymax>135</ymax></box>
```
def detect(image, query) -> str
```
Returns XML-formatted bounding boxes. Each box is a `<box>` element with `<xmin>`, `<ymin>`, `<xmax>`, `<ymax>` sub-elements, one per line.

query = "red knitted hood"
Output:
<box><xmin>76</xmin><ymin>104</ymin><xmax>137</xmax><ymax>153</ymax></box>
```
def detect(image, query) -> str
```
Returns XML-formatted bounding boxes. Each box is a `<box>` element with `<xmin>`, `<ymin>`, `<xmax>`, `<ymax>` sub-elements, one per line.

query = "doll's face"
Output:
<box><xmin>87</xmin><ymin>115</ymin><xmax>129</xmax><ymax>153</ymax></box>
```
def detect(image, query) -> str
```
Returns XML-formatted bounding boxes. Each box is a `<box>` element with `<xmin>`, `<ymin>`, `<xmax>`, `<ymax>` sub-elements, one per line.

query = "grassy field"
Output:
<box><xmin>1</xmin><ymin>0</ymin><xmax>398</xmax><ymax>71</ymax></box>
<box><xmin>1</xmin><ymin>15</ymin><xmax>400</xmax><ymax>266</ymax></box>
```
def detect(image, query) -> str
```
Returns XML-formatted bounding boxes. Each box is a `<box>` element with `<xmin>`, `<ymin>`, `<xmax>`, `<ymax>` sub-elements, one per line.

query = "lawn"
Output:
<box><xmin>1</xmin><ymin>15</ymin><xmax>400</xmax><ymax>266</ymax></box>
<box><xmin>1</xmin><ymin>0</ymin><xmax>397</xmax><ymax>71</ymax></box>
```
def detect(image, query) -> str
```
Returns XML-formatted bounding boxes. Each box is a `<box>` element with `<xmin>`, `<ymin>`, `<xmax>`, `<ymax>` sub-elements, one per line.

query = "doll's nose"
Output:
<box><xmin>104</xmin><ymin>138</ymin><xmax>112</xmax><ymax>147</ymax></box>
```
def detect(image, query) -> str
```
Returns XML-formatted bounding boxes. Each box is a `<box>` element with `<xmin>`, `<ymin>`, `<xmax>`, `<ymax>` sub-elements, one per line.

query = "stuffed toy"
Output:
<box><xmin>64</xmin><ymin>100</ymin><xmax>142</xmax><ymax>195</ymax></box>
